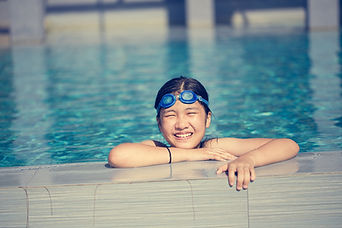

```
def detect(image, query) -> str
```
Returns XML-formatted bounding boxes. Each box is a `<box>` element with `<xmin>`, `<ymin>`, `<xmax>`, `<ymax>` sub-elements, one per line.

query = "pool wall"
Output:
<box><xmin>1</xmin><ymin>151</ymin><xmax>341</xmax><ymax>227</ymax></box>
<box><xmin>0</xmin><ymin>0</ymin><xmax>340</xmax><ymax>44</ymax></box>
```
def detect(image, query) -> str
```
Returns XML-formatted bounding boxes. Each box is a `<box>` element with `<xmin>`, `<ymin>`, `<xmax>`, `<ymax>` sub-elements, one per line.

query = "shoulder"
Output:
<box><xmin>202</xmin><ymin>137</ymin><xmax>238</xmax><ymax>148</ymax></box>
<box><xmin>140</xmin><ymin>140</ymin><xmax>167</xmax><ymax>147</ymax></box>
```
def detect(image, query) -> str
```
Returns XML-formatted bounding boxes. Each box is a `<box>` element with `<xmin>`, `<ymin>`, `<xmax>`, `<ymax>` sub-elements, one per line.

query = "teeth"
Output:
<box><xmin>175</xmin><ymin>133</ymin><xmax>192</xmax><ymax>138</ymax></box>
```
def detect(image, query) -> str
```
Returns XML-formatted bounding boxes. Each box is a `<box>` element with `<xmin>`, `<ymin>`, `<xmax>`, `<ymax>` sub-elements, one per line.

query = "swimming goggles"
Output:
<box><xmin>157</xmin><ymin>90</ymin><xmax>209</xmax><ymax>113</ymax></box>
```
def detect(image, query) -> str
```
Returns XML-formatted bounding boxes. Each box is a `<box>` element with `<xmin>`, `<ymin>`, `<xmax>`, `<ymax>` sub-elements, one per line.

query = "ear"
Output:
<box><xmin>205</xmin><ymin>112</ymin><xmax>212</xmax><ymax>128</ymax></box>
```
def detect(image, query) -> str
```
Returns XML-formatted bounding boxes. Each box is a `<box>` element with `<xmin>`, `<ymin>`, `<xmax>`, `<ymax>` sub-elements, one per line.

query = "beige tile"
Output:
<box><xmin>94</xmin><ymin>180</ymin><xmax>195</xmax><ymax>227</ymax></box>
<box><xmin>28</xmin><ymin>161</ymin><xmax>223</xmax><ymax>187</ymax></box>
<box><xmin>0</xmin><ymin>187</ymin><xmax>27</xmax><ymax>228</ymax></box>
<box><xmin>27</xmin><ymin>185</ymin><xmax>97</xmax><ymax>228</ymax></box>
<box><xmin>28</xmin><ymin>163</ymin><xmax>112</xmax><ymax>186</ymax></box>
<box><xmin>26</xmin><ymin>187</ymin><xmax>54</xmax><ymax>227</ymax></box>
<box><xmin>189</xmin><ymin>179</ymin><xmax>248</xmax><ymax>228</ymax></box>
<box><xmin>248</xmin><ymin>173</ymin><xmax>342</xmax><ymax>228</ymax></box>
<box><xmin>0</xmin><ymin>167</ymin><xmax>38</xmax><ymax>187</ymax></box>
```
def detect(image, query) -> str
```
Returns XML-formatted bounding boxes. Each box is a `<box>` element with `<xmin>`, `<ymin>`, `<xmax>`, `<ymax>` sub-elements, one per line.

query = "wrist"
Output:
<box><xmin>194</xmin><ymin>148</ymin><xmax>209</xmax><ymax>161</ymax></box>
<box><xmin>169</xmin><ymin>147</ymin><xmax>197</xmax><ymax>163</ymax></box>
<box><xmin>240</xmin><ymin>153</ymin><xmax>256</xmax><ymax>167</ymax></box>
<box><xmin>183</xmin><ymin>148</ymin><xmax>205</xmax><ymax>161</ymax></box>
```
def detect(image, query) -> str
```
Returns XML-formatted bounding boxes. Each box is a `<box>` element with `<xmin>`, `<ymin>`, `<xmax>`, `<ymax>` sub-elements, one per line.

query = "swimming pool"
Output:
<box><xmin>0</xmin><ymin>28</ymin><xmax>341</xmax><ymax>167</ymax></box>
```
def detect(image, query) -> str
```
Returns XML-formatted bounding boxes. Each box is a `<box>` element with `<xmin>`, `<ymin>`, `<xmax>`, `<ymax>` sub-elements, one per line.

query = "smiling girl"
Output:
<box><xmin>108</xmin><ymin>76</ymin><xmax>299</xmax><ymax>190</ymax></box>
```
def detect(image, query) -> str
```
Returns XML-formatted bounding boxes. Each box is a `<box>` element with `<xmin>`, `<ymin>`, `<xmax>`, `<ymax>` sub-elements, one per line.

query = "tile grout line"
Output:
<box><xmin>93</xmin><ymin>184</ymin><xmax>101</xmax><ymax>227</ymax></box>
<box><xmin>25</xmin><ymin>167</ymin><xmax>41</xmax><ymax>187</ymax></box>
<box><xmin>43</xmin><ymin>186</ymin><xmax>53</xmax><ymax>216</ymax></box>
<box><xmin>18</xmin><ymin>187</ymin><xmax>29</xmax><ymax>228</ymax></box>
<box><xmin>247</xmin><ymin>188</ymin><xmax>250</xmax><ymax>228</ymax></box>
<box><xmin>185</xmin><ymin>180</ymin><xmax>196</xmax><ymax>221</ymax></box>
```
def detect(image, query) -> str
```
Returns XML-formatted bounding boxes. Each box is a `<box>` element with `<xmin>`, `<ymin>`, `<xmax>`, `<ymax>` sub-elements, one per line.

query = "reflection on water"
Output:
<box><xmin>309</xmin><ymin>31</ymin><xmax>342</xmax><ymax>149</ymax></box>
<box><xmin>0</xmin><ymin>28</ymin><xmax>341</xmax><ymax>167</ymax></box>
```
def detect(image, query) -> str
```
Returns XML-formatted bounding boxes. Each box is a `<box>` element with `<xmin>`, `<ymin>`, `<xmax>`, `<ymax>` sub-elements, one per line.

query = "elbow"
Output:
<box><xmin>108</xmin><ymin>143</ymin><xmax>132</xmax><ymax>168</ymax></box>
<box><xmin>284</xmin><ymin>138</ymin><xmax>300</xmax><ymax>158</ymax></box>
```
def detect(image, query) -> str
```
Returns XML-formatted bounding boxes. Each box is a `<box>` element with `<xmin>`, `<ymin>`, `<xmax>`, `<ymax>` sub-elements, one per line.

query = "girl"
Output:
<box><xmin>108</xmin><ymin>76</ymin><xmax>299</xmax><ymax>190</ymax></box>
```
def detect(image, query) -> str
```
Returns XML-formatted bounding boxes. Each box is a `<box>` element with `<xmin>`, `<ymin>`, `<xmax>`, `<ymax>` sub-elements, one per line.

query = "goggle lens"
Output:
<box><xmin>161</xmin><ymin>94</ymin><xmax>175</xmax><ymax>108</ymax></box>
<box><xmin>181</xmin><ymin>91</ymin><xmax>195</xmax><ymax>103</ymax></box>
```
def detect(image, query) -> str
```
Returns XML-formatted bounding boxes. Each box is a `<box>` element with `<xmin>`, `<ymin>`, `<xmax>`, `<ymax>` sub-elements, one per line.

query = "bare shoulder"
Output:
<box><xmin>203</xmin><ymin>137</ymin><xmax>239</xmax><ymax>148</ymax></box>
<box><xmin>140</xmin><ymin>140</ymin><xmax>167</xmax><ymax>147</ymax></box>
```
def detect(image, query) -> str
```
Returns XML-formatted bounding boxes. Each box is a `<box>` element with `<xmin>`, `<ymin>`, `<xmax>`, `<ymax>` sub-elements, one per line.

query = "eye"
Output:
<box><xmin>187</xmin><ymin>111</ymin><xmax>198</xmax><ymax>116</ymax></box>
<box><xmin>164</xmin><ymin>113</ymin><xmax>176</xmax><ymax>118</ymax></box>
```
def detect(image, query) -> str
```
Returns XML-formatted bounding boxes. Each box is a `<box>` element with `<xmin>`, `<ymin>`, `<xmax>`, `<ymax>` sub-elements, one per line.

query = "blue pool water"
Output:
<box><xmin>0</xmin><ymin>28</ymin><xmax>341</xmax><ymax>167</ymax></box>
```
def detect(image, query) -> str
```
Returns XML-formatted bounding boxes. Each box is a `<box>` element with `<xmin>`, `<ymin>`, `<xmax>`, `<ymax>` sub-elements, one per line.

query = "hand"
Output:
<box><xmin>205</xmin><ymin>147</ymin><xmax>238</xmax><ymax>161</ymax></box>
<box><xmin>216</xmin><ymin>156</ymin><xmax>256</xmax><ymax>191</ymax></box>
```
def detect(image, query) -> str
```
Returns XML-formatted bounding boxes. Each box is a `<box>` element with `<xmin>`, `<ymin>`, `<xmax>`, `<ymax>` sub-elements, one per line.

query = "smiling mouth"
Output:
<box><xmin>174</xmin><ymin>132</ymin><xmax>193</xmax><ymax>139</ymax></box>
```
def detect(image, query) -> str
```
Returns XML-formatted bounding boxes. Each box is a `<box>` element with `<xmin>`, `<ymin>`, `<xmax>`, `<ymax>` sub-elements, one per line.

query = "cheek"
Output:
<box><xmin>159</xmin><ymin>119</ymin><xmax>174</xmax><ymax>133</ymax></box>
<box><xmin>195</xmin><ymin>115</ymin><xmax>208</xmax><ymax>127</ymax></box>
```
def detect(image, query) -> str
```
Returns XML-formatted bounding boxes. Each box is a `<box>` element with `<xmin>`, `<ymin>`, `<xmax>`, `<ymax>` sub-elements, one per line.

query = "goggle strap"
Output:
<box><xmin>198</xmin><ymin>96</ymin><xmax>209</xmax><ymax>106</ymax></box>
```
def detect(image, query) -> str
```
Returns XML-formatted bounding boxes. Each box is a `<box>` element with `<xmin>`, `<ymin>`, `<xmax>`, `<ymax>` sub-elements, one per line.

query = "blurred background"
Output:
<box><xmin>0</xmin><ymin>0</ymin><xmax>340</xmax><ymax>45</ymax></box>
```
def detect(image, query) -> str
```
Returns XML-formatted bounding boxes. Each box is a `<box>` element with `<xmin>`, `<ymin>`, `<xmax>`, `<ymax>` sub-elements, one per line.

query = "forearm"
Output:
<box><xmin>240</xmin><ymin>138</ymin><xmax>299</xmax><ymax>167</ymax></box>
<box><xmin>108</xmin><ymin>143</ymin><xmax>202</xmax><ymax>168</ymax></box>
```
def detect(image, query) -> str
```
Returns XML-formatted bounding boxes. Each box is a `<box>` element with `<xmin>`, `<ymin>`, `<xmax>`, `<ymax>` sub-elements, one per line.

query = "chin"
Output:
<box><xmin>171</xmin><ymin>141</ymin><xmax>200</xmax><ymax>149</ymax></box>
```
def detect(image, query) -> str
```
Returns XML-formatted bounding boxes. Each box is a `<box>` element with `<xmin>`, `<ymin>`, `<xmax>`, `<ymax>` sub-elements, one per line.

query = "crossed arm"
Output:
<box><xmin>108</xmin><ymin>138</ymin><xmax>299</xmax><ymax>190</ymax></box>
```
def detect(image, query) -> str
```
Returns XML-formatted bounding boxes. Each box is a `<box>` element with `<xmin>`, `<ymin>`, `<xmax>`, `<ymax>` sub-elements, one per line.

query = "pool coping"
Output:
<box><xmin>1</xmin><ymin>151</ymin><xmax>341</xmax><ymax>189</ymax></box>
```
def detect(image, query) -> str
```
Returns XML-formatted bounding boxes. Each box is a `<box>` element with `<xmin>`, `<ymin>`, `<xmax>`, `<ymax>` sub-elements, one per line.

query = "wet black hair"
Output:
<box><xmin>155</xmin><ymin>76</ymin><xmax>211</xmax><ymax>117</ymax></box>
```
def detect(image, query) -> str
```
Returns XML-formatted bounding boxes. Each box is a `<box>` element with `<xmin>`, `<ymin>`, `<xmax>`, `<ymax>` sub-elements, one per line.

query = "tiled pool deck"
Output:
<box><xmin>0</xmin><ymin>151</ymin><xmax>342</xmax><ymax>227</ymax></box>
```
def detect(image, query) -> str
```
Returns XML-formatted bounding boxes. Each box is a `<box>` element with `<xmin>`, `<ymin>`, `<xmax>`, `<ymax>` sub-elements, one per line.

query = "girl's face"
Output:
<box><xmin>157</xmin><ymin>100</ymin><xmax>211</xmax><ymax>149</ymax></box>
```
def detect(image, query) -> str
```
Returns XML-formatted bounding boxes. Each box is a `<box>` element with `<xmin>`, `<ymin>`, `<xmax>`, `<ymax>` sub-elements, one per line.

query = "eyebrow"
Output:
<box><xmin>185</xmin><ymin>107</ymin><xmax>200</xmax><ymax>111</ymax></box>
<box><xmin>162</xmin><ymin>110</ymin><xmax>176</xmax><ymax>115</ymax></box>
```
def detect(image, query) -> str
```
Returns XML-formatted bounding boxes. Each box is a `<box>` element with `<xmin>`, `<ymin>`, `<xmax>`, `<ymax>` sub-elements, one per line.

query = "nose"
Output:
<box><xmin>175</xmin><ymin>115</ymin><xmax>189</xmax><ymax>130</ymax></box>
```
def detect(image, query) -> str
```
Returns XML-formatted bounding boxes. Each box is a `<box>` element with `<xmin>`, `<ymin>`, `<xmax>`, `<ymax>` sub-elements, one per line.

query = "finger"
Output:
<box><xmin>242</xmin><ymin>167</ymin><xmax>250</xmax><ymax>189</ymax></box>
<box><xmin>236</xmin><ymin>166</ymin><xmax>244</xmax><ymax>191</ymax></box>
<box><xmin>228</xmin><ymin>165</ymin><xmax>237</xmax><ymax>187</ymax></box>
<box><xmin>216</xmin><ymin>164</ymin><xmax>228</xmax><ymax>174</ymax></box>
<box><xmin>208</xmin><ymin>150</ymin><xmax>228</xmax><ymax>161</ymax></box>
<box><xmin>250</xmin><ymin>167</ymin><xmax>256</xmax><ymax>182</ymax></box>
<box><xmin>229</xmin><ymin>155</ymin><xmax>238</xmax><ymax>160</ymax></box>
<box><xmin>221</xmin><ymin>153</ymin><xmax>237</xmax><ymax>161</ymax></box>
<box><xmin>212</xmin><ymin>154</ymin><xmax>229</xmax><ymax>161</ymax></box>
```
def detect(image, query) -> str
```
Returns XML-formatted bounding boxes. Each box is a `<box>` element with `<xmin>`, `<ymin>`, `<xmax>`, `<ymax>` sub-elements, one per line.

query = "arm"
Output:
<box><xmin>108</xmin><ymin>142</ymin><xmax>189</xmax><ymax>168</ymax></box>
<box><xmin>108</xmin><ymin>140</ymin><xmax>237</xmax><ymax>168</ymax></box>
<box><xmin>215</xmin><ymin>138</ymin><xmax>299</xmax><ymax>190</ymax></box>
